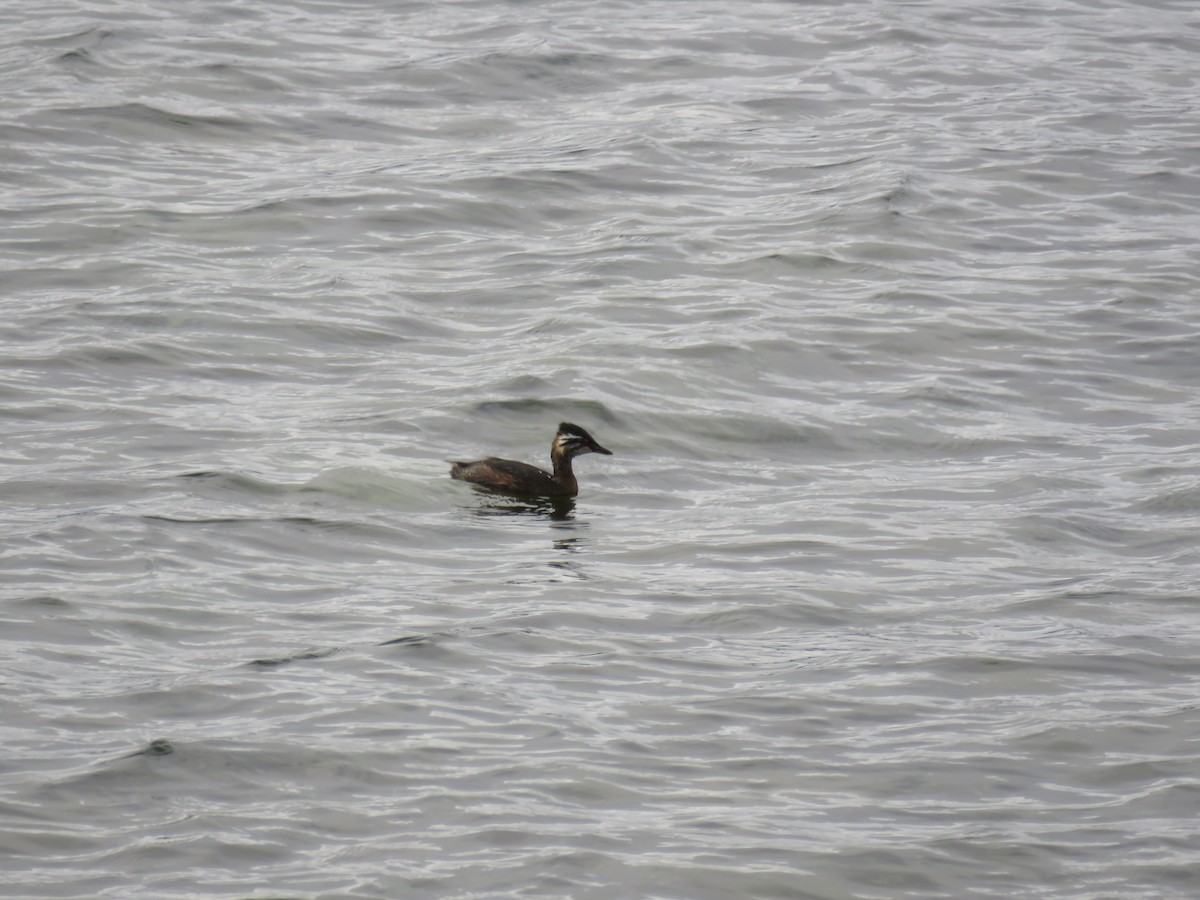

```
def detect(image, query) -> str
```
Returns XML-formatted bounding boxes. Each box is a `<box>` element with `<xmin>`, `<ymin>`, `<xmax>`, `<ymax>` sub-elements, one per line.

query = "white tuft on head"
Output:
<box><xmin>554</xmin><ymin>433</ymin><xmax>587</xmax><ymax>454</ymax></box>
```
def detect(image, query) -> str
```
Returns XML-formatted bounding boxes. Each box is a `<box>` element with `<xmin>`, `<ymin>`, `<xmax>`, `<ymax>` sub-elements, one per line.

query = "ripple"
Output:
<box><xmin>3</xmin><ymin>0</ymin><xmax>1199</xmax><ymax>897</ymax></box>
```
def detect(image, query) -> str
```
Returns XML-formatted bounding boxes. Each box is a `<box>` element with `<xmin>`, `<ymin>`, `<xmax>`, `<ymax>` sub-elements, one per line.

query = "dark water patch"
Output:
<box><xmin>26</xmin><ymin>25</ymin><xmax>118</xmax><ymax>50</ymax></box>
<box><xmin>56</xmin><ymin>47</ymin><xmax>97</xmax><ymax>67</ymax></box>
<box><xmin>676</xmin><ymin>414</ymin><xmax>844</xmax><ymax>455</ymax></box>
<box><xmin>174</xmin><ymin>471</ymin><xmax>290</xmax><ymax>496</ymax></box>
<box><xmin>195</xmin><ymin>61</ymin><xmax>294</xmax><ymax>94</ymax></box>
<box><xmin>1132</xmin><ymin>483</ymin><xmax>1200</xmax><ymax>516</ymax></box>
<box><xmin>378</xmin><ymin>633</ymin><xmax>437</xmax><ymax>648</ymax></box>
<box><xmin>486</xmin><ymin>374</ymin><xmax>554</xmax><ymax>395</ymax></box>
<box><xmin>399</xmin><ymin>50</ymin><xmax>619</xmax><ymax>104</ymax></box>
<box><xmin>53</xmin><ymin>102</ymin><xmax>256</xmax><ymax>140</ymax></box>
<box><xmin>144</xmin><ymin>513</ymin><xmax>328</xmax><ymax>527</ymax></box>
<box><xmin>122</xmin><ymin>738</ymin><xmax>174</xmax><ymax>758</ymax></box>
<box><xmin>57</xmin><ymin>339</ymin><xmax>209</xmax><ymax>371</ymax></box>
<box><xmin>248</xmin><ymin>647</ymin><xmax>341</xmax><ymax>668</ymax></box>
<box><xmin>1010</xmin><ymin>513</ymin><xmax>1179</xmax><ymax>553</ymax></box>
<box><xmin>878</xmin><ymin>380</ymin><xmax>991</xmax><ymax>411</ymax></box>
<box><xmin>470</xmin><ymin>398</ymin><xmax>619</xmax><ymax>424</ymax></box>
<box><xmin>12</xmin><ymin>595</ymin><xmax>73</xmax><ymax>609</ymax></box>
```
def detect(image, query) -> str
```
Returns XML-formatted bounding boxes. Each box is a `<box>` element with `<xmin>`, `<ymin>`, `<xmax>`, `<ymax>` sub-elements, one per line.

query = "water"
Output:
<box><xmin>3</xmin><ymin>0</ymin><xmax>1200</xmax><ymax>897</ymax></box>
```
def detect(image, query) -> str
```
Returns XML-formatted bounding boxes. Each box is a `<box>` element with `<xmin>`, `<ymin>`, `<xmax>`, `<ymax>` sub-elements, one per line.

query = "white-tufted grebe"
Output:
<box><xmin>450</xmin><ymin>422</ymin><xmax>613</xmax><ymax>497</ymax></box>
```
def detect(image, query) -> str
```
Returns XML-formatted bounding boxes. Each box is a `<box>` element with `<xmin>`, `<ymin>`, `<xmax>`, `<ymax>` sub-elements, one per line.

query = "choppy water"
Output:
<box><xmin>4</xmin><ymin>1</ymin><xmax>1200</xmax><ymax>897</ymax></box>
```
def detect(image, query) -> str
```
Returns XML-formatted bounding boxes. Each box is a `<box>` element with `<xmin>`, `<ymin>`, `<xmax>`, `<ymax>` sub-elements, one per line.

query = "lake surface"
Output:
<box><xmin>3</xmin><ymin>1</ymin><xmax>1200</xmax><ymax>897</ymax></box>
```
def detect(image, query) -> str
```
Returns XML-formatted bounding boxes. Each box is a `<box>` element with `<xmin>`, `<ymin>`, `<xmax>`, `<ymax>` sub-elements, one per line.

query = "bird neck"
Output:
<box><xmin>551</xmin><ymin>448</ymin><xmax>578</xmax><ymax>492</ymax></box>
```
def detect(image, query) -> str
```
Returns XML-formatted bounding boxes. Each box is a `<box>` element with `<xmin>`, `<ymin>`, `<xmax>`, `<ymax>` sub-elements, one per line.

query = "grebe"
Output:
<box><xmin>450</xmin><ymin>422</ymin><xmax>613</xmax><ymax>497</ymax></box>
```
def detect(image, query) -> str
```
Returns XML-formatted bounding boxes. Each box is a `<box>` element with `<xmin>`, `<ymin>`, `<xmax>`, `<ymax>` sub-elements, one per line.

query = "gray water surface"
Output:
<box><xmin>3</xmin><ymin>1</ymin><xmax>1200</xmax><ymax>898</ymax></box>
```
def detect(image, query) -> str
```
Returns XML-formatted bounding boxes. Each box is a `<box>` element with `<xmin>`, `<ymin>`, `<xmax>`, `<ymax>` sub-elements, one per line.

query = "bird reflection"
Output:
<box><xmin>456</xmin><ymin>492</ymin><xmax>593</xmax><ymax>588</ymax></box>
<box><xmin>466</xmin><ymin>493</ymin><xmax>576</xmax><ymax>521</ymax></box>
